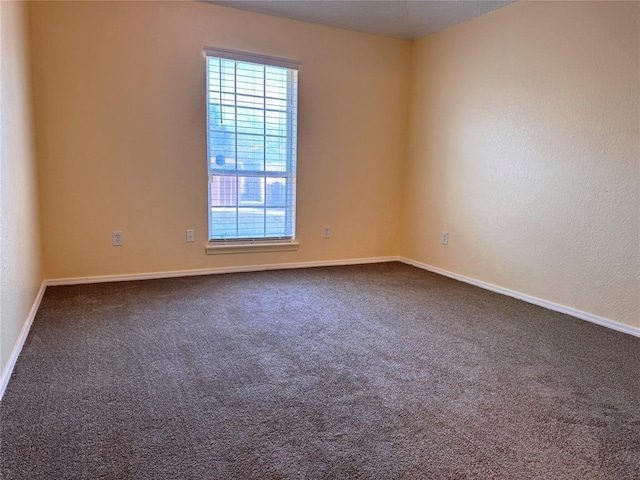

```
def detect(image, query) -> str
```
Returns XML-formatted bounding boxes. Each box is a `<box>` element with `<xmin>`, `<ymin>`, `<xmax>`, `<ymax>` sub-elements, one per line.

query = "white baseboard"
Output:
<box><xmin>399</xmin><ymin>257</ymin><xmax>640</xmax><ymax>338</ymax></box>
<box><xmin>0</xmin><ymin>281</ymin><xmax>47</xmax><ymax>400</ymax></box>
<box><xmin>45</xmin><ymin>256</ymin><xmax>400</xmax><ymax>286</ymax></box>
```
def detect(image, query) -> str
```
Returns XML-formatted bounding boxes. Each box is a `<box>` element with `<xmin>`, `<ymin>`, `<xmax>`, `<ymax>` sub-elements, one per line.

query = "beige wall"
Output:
<box><xmin>0</xmin><ymin>1</ymin><xmax>43</xmax><ymax>379</ymax></box>
<box><xmin>28</xmin><ymin>1</ymin><xmax>411</xmax><ymax>279</ymax></box>
<box><xmin>402</xmin><ymin>1</ymin><xmax>639</xmax><ymax>327</ymax></box>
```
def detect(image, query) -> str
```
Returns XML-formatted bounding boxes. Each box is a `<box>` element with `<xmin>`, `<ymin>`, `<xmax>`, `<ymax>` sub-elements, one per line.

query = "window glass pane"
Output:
<box><xmin>265</xmin><ymin>110</ymin><xmax>287</xmax><ymax>137</ymax></box>
<box><xmin>236</xmin><ymin>63</ymin><xmax>264</xmax><ymax>97</ymax></box>
<box><xmin>238</xmin><ymin>176</ymin><xmax>264</xmax><ymax>205</ymax></box>
<box><xmin>237</xmin><ymin>134</ymin><xmax>264</xmax><ymax>171</ymax></box>
<box><xmin>209</xmin><ymin>138</ymin><xmax>235</xmax><ymax>171</ymax></box>
<box><xmin>265</xmin><ymin>208</ymin><xmax>287</xmax><ymax>237</ymax></box>
<box><xmin>220</xmin><ymin>60</ymin><xmax>235</xmax><ymax>89</ymax></box>
<box><xmin>237</xmin><ymin>207</ymin><xmax>265</xmax><ymax>238</ymax></box>
<box><xmin>265</xmin><ymin>66</ymin><xmax>287</xmax><ymax>98</ymax></box>
<box><xmin>237</xmin><ymin>107</ymin><xmax>263</xmax><ymax>134</ymax></box>
<box><xmin>266</xmin><ymin>97</ymin><xmax>286</xmax><ymax>111</ymax></box>
<box><xmin>265</xmin><ymin>137</ymin><xmax>287</xmax><ymax>172</ymax></box>
<box><xmin>207</xmin><ymin>58</ymin><xmax>225</xmax><ymax>92</ymax></box>
<box><xmin>215</xmin><ymin>92</ymin><xmax>234</xmax><ymax>106</ymax></box>
<box><xmin>210</xmin><ymin>206</ymin><xmax>238</xmax><ymax>239</ymax></box>
<box><xmin>210</xmin><ymin>176</ymin><xmax>237</xmax><ymax>207</ymax></box>
<box><xmin>266</xmin><ymin>178</ymin><xmax>287</xmax><ymax>207</ymax></box>
<box><xmin>237</xmin><ymin>94</ymin><xmax>264</xmax><ymax>109</ymax></box>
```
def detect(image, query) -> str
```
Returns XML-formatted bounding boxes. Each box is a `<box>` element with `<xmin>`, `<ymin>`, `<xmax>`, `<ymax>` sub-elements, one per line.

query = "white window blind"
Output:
<box><xmin>205</xmin><ymin>48</ymin><xmax>299</xmax><ymax>243</ymax></box>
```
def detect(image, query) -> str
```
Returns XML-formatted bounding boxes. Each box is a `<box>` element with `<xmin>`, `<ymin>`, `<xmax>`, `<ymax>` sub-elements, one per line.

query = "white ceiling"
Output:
<box><xmin>205</xmin><ymin>1</ymin><xmax>514</xmax><ymax>41</ymax></box>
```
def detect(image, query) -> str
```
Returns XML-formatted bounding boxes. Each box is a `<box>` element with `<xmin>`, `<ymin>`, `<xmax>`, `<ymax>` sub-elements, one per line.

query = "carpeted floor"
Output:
<box><xmin>1</xmin><ymin>262</ymin><xmax>638</xmax><ymax>479</ymax></box>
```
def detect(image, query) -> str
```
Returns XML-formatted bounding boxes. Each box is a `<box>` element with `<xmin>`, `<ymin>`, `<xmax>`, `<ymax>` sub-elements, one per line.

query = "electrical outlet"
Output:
<box><xmin>323</xmin><ymin>226</ymin><xmax>330</xmax><ymax>239</ymax></box>
<box><xmin>112</xmin><ymin>231</ymin><xmax>124</xmax><ymax>246</ymax></box>
<box><xmin>186</xmin><ymin>229</ymin><xmax>195</xmax><ymax>243</ymax></box>
<box><xmin>442</xmin><ymin>231</ymin><xmax>449</xmax><ymax>245</ymax></box>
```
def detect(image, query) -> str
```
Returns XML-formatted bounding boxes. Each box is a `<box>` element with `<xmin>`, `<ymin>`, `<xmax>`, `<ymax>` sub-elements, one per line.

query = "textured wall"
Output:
<box><xmin>28</xmin><ymin>1</ymin><xmax>410</xmax><ymax>279</ymax></box>
<box><xmin>0</xmin><ymin>1</ymin><xmax>43</xmax><ymax>379</ymax></box>
<box><xmin>402</xmin><ymin>1</ymin><xmax>639</xmax><ymax>327</ymax></box>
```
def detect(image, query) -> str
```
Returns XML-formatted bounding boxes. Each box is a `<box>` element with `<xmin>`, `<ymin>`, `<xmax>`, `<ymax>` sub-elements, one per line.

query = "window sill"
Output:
<box><xmin>205</xmin><ymin>241</ymin><xmax>299</xmax><ymax>255</ymax></box>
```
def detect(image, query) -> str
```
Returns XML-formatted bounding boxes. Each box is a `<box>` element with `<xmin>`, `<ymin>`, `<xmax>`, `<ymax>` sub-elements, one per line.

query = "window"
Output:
<box><xmin>205</xmin><ymin>48</ymin><xmax>298</xmax><ymax>250</ymax></box>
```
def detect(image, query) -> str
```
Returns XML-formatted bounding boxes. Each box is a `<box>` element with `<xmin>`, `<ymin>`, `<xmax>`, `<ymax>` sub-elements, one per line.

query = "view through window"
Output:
<box><xmin>205</xmin><ymin>49</ymin><xmax>298</xmax><ymax>242</ymax></box>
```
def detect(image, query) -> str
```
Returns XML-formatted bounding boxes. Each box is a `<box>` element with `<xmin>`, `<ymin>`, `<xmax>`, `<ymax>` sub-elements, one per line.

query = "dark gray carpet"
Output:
<box><xmin>1</xmin><ymin>262</ymin><xmax>639</xmax><ymax>479</ymax></box>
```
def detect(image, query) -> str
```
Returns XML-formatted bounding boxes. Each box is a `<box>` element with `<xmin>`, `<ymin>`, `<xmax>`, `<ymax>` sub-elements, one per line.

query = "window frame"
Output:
<box><xmin>203</xmin><ymin>48</ymin><xmax>300</xmax><ymax>254</ymax></box>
